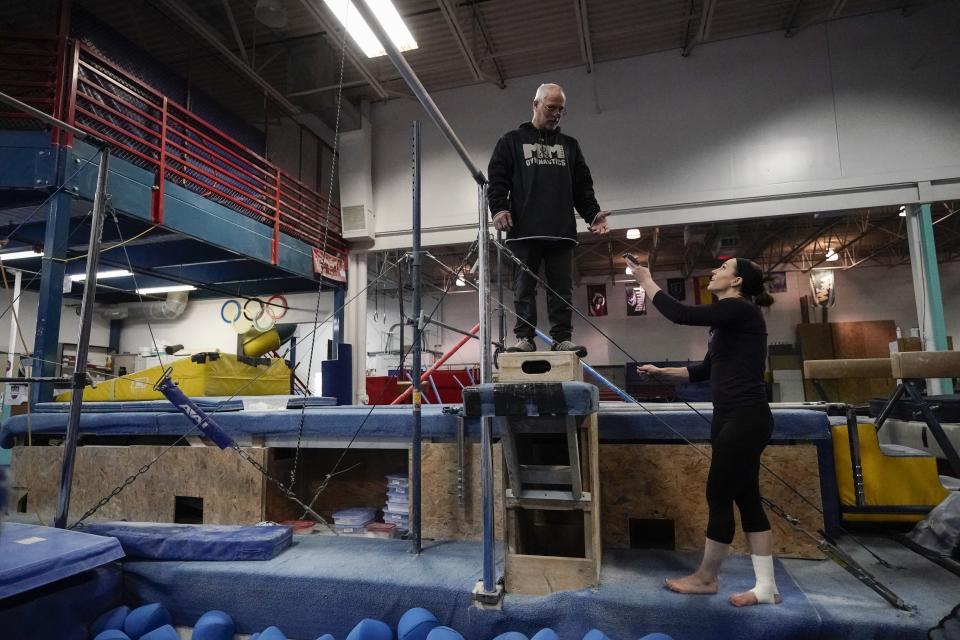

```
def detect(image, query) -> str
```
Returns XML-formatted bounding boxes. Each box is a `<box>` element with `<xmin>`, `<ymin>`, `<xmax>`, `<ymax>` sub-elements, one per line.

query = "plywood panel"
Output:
<box><xmin>499</xmin><ymin>352</ymin><xmax>583</xmax><ymax>382</ymax></box>
<box><xmin>832</xmin><ymin>320</ymin><xmax>897</xmax><ymax>404</ymax></box>
<box><xmin>10</xmin><ymin>445</ymin><xmax>266</xmax><ymax>525</ymax></box>
<box><xmin>798</xmin><ymin>323</ymin><xmax>837</xmax><ymax>401</ymax></box>
<box><xmin>421</xmin><ymin>442</ymin><xmax>504</xmax><ymax>540</ymax></box>
<box><xmin>599</xmin><ymin>443</ymin><xmax>824</xmax><ymax>559</ymax></box>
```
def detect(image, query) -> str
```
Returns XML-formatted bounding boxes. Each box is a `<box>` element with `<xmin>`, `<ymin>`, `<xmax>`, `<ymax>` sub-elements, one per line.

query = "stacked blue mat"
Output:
<box><xmin>87</xmin><ymin>603</ymin><xmax>674</xmax><ymax>640</ymax></box>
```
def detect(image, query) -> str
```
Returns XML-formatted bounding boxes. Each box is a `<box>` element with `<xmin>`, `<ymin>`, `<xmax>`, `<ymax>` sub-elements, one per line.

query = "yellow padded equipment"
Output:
<box><xmin>832</xmin><ymin>421</ymin><xmax>949</xmax><ymax>523</ymax></box>
<box><xmin>55</xmin><ymin>353</ymin><xmax>290</xmax><ymax>402</ymax></box>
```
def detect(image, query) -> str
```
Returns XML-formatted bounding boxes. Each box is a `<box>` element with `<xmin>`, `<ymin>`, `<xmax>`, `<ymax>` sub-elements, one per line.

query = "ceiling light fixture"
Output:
<box><xmin>899</xmin><ymin>205</ymin><xmax>907</xmax><ymax>217</ymax></box>
<box><xmin>323</xmin><ymin>0</ymin><xmax>417</xmax><ymax>58</ymax></box>
<box><xmin>455</xmin><ymin>276</ymin><xmax>466</xmax><ymax>287</ymax></box>
<box><xmin>0</xmin><ymin>249</ymin><xmax>43</xmax><ymax>261</ymax></box>
<box><xmin>626</xmin><ymin>228</ymin><xmax>641</xmax><ymax>240</ymax></box>
<box><xmin>70</xmin><ymin>269</ymin><xmax>133</xmax><ymax>282</ymax></box>
<box><xmin>136</xmin><ymin>285</ymin><xmax>197</xmax><ymax>295</ymax></box>
<box><xmin>255</xmin><ymin>0</ymin><xmax>288</xmax><ymax>28</ymax></box>
<box><xmin>624</xmin><ymin>266</ymin><xmax>633</xmax><ymax>275</ymax></box>
<box><xmin>825</xmin><ymin>248</ymin><xmax>839</xmax><ymax>262</ymax></box>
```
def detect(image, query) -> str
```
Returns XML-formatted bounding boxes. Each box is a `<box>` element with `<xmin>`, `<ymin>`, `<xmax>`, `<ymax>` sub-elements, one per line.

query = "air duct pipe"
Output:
<box><xmin>96</xmin><ymin>291</ymin><xmax>190</xmax><ymax>321</ymax></box>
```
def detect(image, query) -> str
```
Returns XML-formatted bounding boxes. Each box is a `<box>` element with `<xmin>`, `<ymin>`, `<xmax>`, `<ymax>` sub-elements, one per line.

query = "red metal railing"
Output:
<box><xmin>0</xmin><ymin>35</ymin><xmax>346</xmax><ymax>271</ymax></box>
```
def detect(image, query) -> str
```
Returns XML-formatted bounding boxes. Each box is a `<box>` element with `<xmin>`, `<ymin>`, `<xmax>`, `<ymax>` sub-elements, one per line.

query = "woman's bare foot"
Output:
<box><xmin>728</xmin><ymin>590</ymin><xmax>782</xmax><ymax>606</ymax></box>
<box><xmin>664</xmin><ymin>574</ymin><xmax>718</xmax><ymax>594</ymax></box>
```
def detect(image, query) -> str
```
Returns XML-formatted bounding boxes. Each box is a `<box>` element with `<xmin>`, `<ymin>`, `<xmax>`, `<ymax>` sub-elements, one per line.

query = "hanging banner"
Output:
<box><xmin>768</xmin><ymin>272</ymin><xmax>787</xmax><ymax>293</ymax></box>
<box><xmin>626</xmin><ymin>286</ymin><xmax>646</xmax><ymax>316</ymax></box>
<box><xmin>312</xmin><ymin>247</ymin><xmax>347</xmax><ymax>283</ymax></box>
<box><xmin>809</xmin><ymin>269</ymin><xmax>836</xmax><ymax>307</ymax></box>
<box><xmin>694</xmin><ymin>275</ymin><xmax>715</xmax><ymax>305</ymax></box>
<box><xmin>667</xmin><ymin>278</ymin><xmax>686</xmax><ymax>301</ymax></box>
<box><xmin>587</xmin><ymin>284</ymin><xmax>608</xmax><ymax>316</ymax></box>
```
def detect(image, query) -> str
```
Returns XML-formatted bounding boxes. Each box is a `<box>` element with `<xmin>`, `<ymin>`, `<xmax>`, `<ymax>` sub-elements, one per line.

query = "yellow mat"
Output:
<box><xmin>833</xmin><ymin>421</ymin><xmax>949</xmax><ymax>522</ymax></box>
<box><xmin>56</xmin><ymin>354</ymin><xmax>290</xmax><ymax>402</ymax></box>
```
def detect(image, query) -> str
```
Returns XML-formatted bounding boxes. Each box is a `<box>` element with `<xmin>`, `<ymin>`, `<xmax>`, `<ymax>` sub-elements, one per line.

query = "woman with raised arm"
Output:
<box><xmin>629</xmin><ymin>256</ymin><xmax>779</xmax><ymax>607</ymax></box>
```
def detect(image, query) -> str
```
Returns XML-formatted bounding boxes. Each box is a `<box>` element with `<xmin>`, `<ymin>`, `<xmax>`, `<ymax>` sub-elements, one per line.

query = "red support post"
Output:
<box><xmin>152</xmin><ymin>96</ymin><xmax>168</xmax><ymax>224</ymax></box>
<box><xmin>272</xmin><ymin>168</ymin><xmax>281</xmax><ymax>265</ymax></box>
<box><xmin>390</xmin><ymin>324</ymin><xmax>481</xmax><ymax>405</ymax></box>
<box><xmin>61</xmin><ymin>39</ymin><xmax>80</xmax><ymax>149</ymax></box>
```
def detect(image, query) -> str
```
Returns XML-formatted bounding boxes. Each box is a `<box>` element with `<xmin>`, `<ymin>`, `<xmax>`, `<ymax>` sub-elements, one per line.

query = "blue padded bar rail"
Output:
<box><xmin>462</xmin><ymin>382</ymin><xmax>599</xmax><ymax>417</ymax></box>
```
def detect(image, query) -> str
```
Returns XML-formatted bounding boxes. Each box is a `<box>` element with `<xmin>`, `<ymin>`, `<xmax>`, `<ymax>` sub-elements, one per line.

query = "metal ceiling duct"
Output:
<box><xmin>97</xmin><ymin>291</ymin><xmax>190</xmax><ymax>321</ymax></box>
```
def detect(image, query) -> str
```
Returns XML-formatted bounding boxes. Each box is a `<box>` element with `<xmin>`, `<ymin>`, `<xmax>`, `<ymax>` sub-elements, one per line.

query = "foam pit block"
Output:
<box><xmin>531</xmin><ymin>630</ymin><xmax>559</xmax><ymax>640</ymax></box>
<box><xmin>583</xmin><ymin>631</ymin><xmax>608</xmax><ymax>640</ymax></box>
<box><xmin>192</xmin><ymin>610</ymin><xmax>235</xmax><ymax>640</ymax></box>
<box><xmin>398</xmin><ymin>608</ymin><xmax>440</xmax><ymax>640</ymax></box>
<box><xmin>425</xmin><ymin>627</ymin><xmax>464</xmax><ymax>640</ymax></box>
<box><xmin>91</xmin><ymin>605</ymin><xmax>131</xmax><ymax>635</ymax></box>
<box><xmin>347</xmin><ymin>619</ymin><xmax>393</xmax><ymax>640</ymax></box>
<box><xmin>139</xmin><ymin>625</ymin><xmax>179</xmax><ymax>640</ymax></box>
<box><xmin>95</xmin><ymin>631</ymin><xmax>132</xmax><ymax>640</ymax></box>
<box><xmin>258</xmin><ymin>627</ymin><xmax>288</xmax><ymax>640</ymax></box>
<box><xmin>123</xmin><ymin>603</ymin><xmax>172</xmax><ymax>639</ymax></box>
<box><xmin>492</xmin><ymin>633</ymin><xmax>529</xmax><ymax>640</ymax></box>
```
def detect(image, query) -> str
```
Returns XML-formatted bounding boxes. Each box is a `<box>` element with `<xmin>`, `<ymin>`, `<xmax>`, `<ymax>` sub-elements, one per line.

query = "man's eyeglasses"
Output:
<box><xmin>542</xmin><ymin>104</ymin><xmax>566</xmax><ymax>115</ymax></box>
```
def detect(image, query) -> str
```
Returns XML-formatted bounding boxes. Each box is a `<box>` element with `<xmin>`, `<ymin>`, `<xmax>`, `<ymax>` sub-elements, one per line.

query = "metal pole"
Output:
<box><xmin>478</xmin><ymin>183</ymin><xmax>496</xmax><ymax>593</ymax></box>
<box><xmin>353</xmin><ymin>0</ymin><xmax>486</xmax><ymax>186</ymax></box>
<box><xmin>398</xmin><ymin>258</ymin><xmax>405</xmax><ymax>381</ymax></box>
<box><xmin>3</xmin><ymin>269</ymin><xmax>22</xmax><ymax>409</ymax></box>
<box><xmin>54</xmin><ymin>146</ymin><xmax>111</xmax><ymax>529</ymax></box>
<box><xmin>0</xmin><ymin>90</ymin><xmax>101</xmax><ymax>145</ymax></box>
<box><xmin>411</xmin><ymin>121</ymin><xmax>423</xmax><ymax>554</ymax></box>
<box><xmin>904</xmin><ymin>203</ymin><xmax>953</xmax><ymax>394</ymax></box>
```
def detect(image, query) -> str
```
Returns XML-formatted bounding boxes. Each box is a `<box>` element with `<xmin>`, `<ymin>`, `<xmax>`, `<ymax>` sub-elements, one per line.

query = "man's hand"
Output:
<box><xmin>590</xmin><ymin>211</ymin><xmax>609</xmax><ymax>234</ymax></box>
<box><xmin>493</xmin><ymin>210</ymin><xmax>513</xmax><ymax>232</ymax></box>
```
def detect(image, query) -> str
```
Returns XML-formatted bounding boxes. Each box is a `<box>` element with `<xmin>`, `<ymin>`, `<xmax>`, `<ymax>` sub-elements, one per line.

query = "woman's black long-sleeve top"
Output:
<box><xmin>651</xmin><ymin>291</ymin><xmax>768</xmax><ymax>408</ymax></box>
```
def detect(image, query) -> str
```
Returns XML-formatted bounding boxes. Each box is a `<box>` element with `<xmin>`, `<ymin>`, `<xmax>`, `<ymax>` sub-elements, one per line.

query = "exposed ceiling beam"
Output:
<box><xmin>467</xmin><ymin>0</ymin><xmax>505</xmax><ymax>88</ymax></box>
<box><xmin>220</xmin><ymin>0</ymin><xmax>249</xmax><ymax>64</ymax></box>
<box><xmin>681</xmin><ymin>0</ymin><xmax>698</xmax><ymax>53</ymax></box>
<box><xmin>682</xmin><ymin>0</ymin><xmax>717</xmax><ymax>57</ymax></box>
<box><xmin>154</xmin><ymin>0</ymin><xmax>301</xmax><ymax>113</ymax></box>
<box><xmin>784</xmin><ymin>0</ymin><xmax>804</xmax><ymax>36</ymax></box>
<box><xmin>829</xmin><ymin>0</ymin><xmax>848</xmax><ymax>18</ymax></box>
<box><xmin>802</xmin><ymin>227</ymin><xmax>871</xmax><ymax>272</ymax></box>
<box><xmin>297</xmin><ymin>0</ymin><xmax>389</xmax><ymax>100</ymax></box>
<box><xmin>765</xmin><ymin>219</ymin><xmax>842</xmax><ymax>273</ymax></box>
<box><xmin>287</xmin><ymin>80</ymin><xmax>368</xmax><ymax>98</ymax></box>
<box><xmin>573</xmin><ymin>0</ymin><xmax>595</xmax><ymax>74</ymax></box>
<box><xmin>255</xmin><ymin>49</ymin><xmax>285</xmax><ymax>73</ymax></box>
<box><xmin>437</xmin><ymin>0</ymin><xmax>484</xmax><ymax>82</ymax></box>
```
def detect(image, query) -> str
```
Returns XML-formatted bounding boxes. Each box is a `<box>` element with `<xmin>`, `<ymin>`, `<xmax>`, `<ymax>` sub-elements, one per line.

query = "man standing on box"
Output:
<box><xmin>488</xmin><ymin>83</ymin><xmax>609</xmax><ymax>357</ymax></box>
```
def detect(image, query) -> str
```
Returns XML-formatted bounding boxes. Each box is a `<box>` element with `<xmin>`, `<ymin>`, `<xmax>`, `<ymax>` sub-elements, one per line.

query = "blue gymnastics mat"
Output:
<box><xmin>0</xmin><ymin>522</ymin><xmax>124</xmax><ymax>599</ymax></box>
<box><xmin>79</xmin><ymin>522</ymin><xmax>292</xmax><ymax>560</ymax></box>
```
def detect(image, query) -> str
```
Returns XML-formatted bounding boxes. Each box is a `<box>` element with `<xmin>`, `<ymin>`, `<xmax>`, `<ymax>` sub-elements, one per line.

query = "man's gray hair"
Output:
<box><xmin>533</xmin><ymin>83</ymin><xmax>564</xmax><ymax>104</ymax></box>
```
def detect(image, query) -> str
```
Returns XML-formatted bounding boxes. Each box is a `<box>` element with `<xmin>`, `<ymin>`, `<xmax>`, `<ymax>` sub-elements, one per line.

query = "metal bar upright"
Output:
<box><xmin>478</xmin><ymin>183</ymin><xmax>495</xmax><ymax>593</ymax></box>
<box><xmin>353</xmin><ymin>0</ymin><xmax>486</xmax><ymax>186</ymax></box>
<box><xmin>55</xmin><ymin>146</ymin><xmax>111</xmax><ymax>529</ymax></box>
<box><xmin>904</xmin><ymin>203</ymin><xmax>952</xmax><ymax>394</ymax></box>
<box><xmin>411</xmin><ymin>121</ymin><xmax>423</xmax><ymax>554</ymax></box>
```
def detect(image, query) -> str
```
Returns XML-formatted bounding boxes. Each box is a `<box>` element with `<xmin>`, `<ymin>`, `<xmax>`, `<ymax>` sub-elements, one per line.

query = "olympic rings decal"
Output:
<box><xmin>220</xmin><ymin>299</ymin><xmax>241</xmax><ymax>324</ymax></box>
<box><xmin>243</xmin><ymin>297</ymin><xmax>266</xmax><ymax>321</ymax></box>
<box><xmin>265</xmin><ymin>294</ymin><xmax>288</xmax><ymax>320</ymax></box>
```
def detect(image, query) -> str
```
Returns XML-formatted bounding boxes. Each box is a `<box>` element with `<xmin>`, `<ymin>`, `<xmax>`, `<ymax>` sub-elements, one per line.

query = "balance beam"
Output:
<box><xmin>891</xmin><ymin>351</ymin><xmax>960</xmax><ymax>380</ymax></box>
<box><xmin>803</xmin><ymin>358</ymin><xmax>892</xmax><ymax>380</ymax></box>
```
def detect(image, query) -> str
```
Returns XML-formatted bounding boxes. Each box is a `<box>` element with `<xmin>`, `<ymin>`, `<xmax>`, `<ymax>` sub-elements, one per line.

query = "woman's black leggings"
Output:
<box><xmin>705</xmin><ymin>403</ymin><xmax>774</xmax><ymax>544</ymax></box>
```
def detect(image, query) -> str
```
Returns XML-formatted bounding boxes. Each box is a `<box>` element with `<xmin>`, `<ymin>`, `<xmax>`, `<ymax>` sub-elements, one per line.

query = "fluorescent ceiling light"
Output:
<box><xmin>70</xmin><ymin>269</ymin><xmax>133</xmax><ymax>282</ymax></box>
<box><xmin>0</xmin><ymin>249</ymin><xmax>43</xmax><ymax>261</ymax></box>
<box><xmin>455</xmin><ymin>277</ymin><xmax>466</xmax><ymax>287</ymax></box>
<box><xmin>825</xmin><ymin>248</ymin><xmax>839</xmax><ymax>262</ymax></box>
<box><xmin>136</xmin><ymin>284</ymin><xmax>197</xmax><ymax>295</ymax></box>
<box><xmin>624</xmin><ymin>266</ymin><xmax>633</xmax><ymax>275</ymax></box>
<box><xmin>323</xmin><ymin>0</ymin><xmax>417</xmax><ymax>58</ymax></box>
<box><xmin>899</xmin><ymin>205</ymin><xmax>907</xmax><ymax>217</ymax></box>
<box><xmin>626</xmin><ymin>228</ymin><xmax>641</xmax><ymax>240</ymax></box>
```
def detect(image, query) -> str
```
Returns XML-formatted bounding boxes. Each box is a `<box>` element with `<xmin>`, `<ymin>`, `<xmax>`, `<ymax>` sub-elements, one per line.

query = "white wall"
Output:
<box><xmin>362</xmin><ymin>4</ymin><xmax>960</xmax><ymax>248</ymax></box>
<box><xmin>0</xmin><ymin>286</ymin><xmax>112</xmax><ymax>371</ymax></box>
<box><xmin>423</xmin><ymin>261</ymin><xmax>960</xmax><ymax>368</ymax></box>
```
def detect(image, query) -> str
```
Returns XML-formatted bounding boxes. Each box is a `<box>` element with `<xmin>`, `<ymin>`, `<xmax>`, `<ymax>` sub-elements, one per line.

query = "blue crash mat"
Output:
<box><xmin>0</xmin><ymin>522</ymin><xmax>124</xmax><ymax>599</ymax></box>
<box><xmin>34</xmin><ymin>398</ymin><xmax>246</xmax><ymax>414</ymax></box>
<box><xmin>78</xmin><ymin>522</ymin><xmax>292</xmax><ymax>561</ymax></box>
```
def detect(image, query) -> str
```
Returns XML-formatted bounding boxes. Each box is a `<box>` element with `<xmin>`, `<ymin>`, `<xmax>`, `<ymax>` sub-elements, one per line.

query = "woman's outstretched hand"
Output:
<box><xmin>637</xmin><ymin>364</ymin><xmax>663</xmax><ymax>378</ymax></box>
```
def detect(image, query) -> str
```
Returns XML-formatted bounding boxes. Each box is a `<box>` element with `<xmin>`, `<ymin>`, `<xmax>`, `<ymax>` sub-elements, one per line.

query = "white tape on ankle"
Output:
<box><xmin>749</xmin><ymin>554</ymin><xmax>780</xmax><ymax>604</ymax></box>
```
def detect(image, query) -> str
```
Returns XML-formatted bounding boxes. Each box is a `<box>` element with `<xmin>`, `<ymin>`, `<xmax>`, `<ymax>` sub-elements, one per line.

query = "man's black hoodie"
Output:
<box><xmin>487</xmin><ymin>122</ymin><xmax>601</xmax><ymax>243</ymax></box>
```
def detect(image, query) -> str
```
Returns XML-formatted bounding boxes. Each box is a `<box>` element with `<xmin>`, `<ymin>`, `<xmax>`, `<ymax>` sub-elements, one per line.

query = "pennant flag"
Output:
<box><xmin>667</xmin><ymin>278</ymin><xmax>686</xmax><ymax>301</ymax></box>
<box><xmin>587</xmin><ymin>284</ymin><xmax>608</xmax><ymax>316</ymax></box>
<box><xmin>626</xmin><ymin>286</ymin><xmax>647</xmax><ymax>316</ymax></box>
